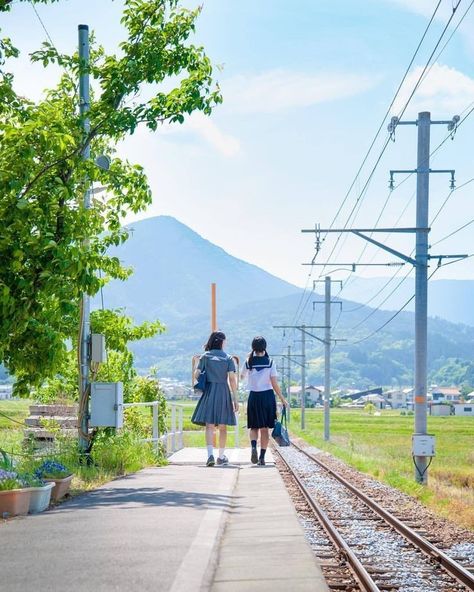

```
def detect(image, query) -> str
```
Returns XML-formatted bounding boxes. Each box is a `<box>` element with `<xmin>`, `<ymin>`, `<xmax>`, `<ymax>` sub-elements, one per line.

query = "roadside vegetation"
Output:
<box><xmin>289</xmin><ymin>408</ymin><xmax>474</xmax><ymax>530</ymax></box>
<box><xmin>0</xmin><ymin>398</ymin><xmax>166</xmax><ymax>496</ymax></box>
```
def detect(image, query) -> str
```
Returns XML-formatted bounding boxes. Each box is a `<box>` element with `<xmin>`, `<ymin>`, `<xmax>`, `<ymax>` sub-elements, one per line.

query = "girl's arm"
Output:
<box><xmin>228</xmin><ymin>371</ymin><xmax>239</xmax><ymax>412</ymax></box>
<box><xmin>271</xmin><ymin>376</ymin><xmax>288</xmax><ymax>407</ymax></box>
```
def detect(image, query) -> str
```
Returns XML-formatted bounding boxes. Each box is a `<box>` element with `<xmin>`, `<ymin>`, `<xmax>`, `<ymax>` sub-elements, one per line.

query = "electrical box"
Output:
<box><xmin>90</xmin><ymin>382</ymin><xmax>123</xmax><ymax>428</ymax></box>
<box><xmin>91</xmin><ymin>334</ymin><xmax>107</xmax><ymax>363</ymax></box>
<box><xmin>412</xmin><ymin>433</ymin><xmax>435</xmax><ymax>457</ymax></box>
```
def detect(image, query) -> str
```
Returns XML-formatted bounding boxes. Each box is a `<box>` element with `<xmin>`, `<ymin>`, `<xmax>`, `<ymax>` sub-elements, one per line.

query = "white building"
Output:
<box><xmin>289</xmin><ymin>385</ymin><xmax>322</xmax><ymax>404</ymax></box>
<box><xmin>0</xmin><ymin>385</ymin><xmax>12</xmax><ymax>400</ymax></box>
<box><xmin>430</xmin><ymin>403</ymin><xmax>451</xmax><ymax>417</ymax></box>
<box><xmin>384</xmin><ymin>389</ymin><xmax>407</xmax><ymax>409</ymax></box>
<box><xmin>453</xmin><ymin>404</ymin><xmax>474</xmax><ymax>417</ymax></box>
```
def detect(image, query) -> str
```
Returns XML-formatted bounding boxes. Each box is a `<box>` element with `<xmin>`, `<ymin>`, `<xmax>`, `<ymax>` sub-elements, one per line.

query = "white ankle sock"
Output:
<box><xmin>207</xmin><ymin>445</ymin><xmax>213</xmax><ymax>457</ymax></box>
<box><xmin>219</xmin><ymin>448</ymin><xmax>225</xmax><ymax>459</ymax></box>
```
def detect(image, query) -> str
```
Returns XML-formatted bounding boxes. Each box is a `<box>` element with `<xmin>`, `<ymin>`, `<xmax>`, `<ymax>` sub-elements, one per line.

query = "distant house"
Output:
<box><xmin>453</xmin><ymin>404</ymin><xmax>474</xmax><ymax>417</ymax></box>
<box><xmin>358</xmin><ymin>394</ymin><xmax>386</xmax><ymax>410</ymax></box>
<box><xmin>0</xmin><ymin>385</ymin><xmax>12</xmax><ymax>400</ymax></box>
<box><xmin>345</xmin><ymin>387</ymin><xmax>383</xmax><ymax>401</ymax></box>
<box><xmin>384</xmin><ymin>389</ymin><xmax>408</xmax><ymax>409</ymax></box>
<box><xmin>289</xmin><ymin>385</ymin><xmax>322</xmax><ymax>404</ymax></box>
<box><xmin>431</xmin><ymin>387</ymin><xmax>461</xmax><ymax>403</ymax></box>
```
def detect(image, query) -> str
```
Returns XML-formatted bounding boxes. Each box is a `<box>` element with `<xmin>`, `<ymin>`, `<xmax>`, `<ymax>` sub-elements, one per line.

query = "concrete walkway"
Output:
<box><xmin>0</xmin><ymin>448</ymin><xmax>328</xmax><ymax>591</ymax></box>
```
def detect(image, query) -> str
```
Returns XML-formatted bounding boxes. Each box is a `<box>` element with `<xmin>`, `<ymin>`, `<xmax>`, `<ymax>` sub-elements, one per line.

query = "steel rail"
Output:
<box><xmin>291</xmin><ymin>441</ymin><xmax>474</xmax><ymax>591</ymax></box>
<box><xmin>273</xmin><ymin>447</ymin><xmax>381</xmax><ymax>592</ymax></box>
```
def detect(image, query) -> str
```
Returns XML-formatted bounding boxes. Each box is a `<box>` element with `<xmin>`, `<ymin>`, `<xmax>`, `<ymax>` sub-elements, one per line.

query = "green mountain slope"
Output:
<box><xmin>100</xmin><ymin>216</ymin><xmax>474</xmax><ymax>388</ymax></box>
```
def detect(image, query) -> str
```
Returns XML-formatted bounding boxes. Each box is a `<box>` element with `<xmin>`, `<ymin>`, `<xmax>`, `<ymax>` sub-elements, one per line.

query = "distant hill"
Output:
<box><xmin>99</xmin><ymin>216</ymin><xmax>474</xmax><ymax>388</ymax></box>
<box><xmin>339</xmin><ymin>277</ymin><xmax>474</xmax><ymax>327</ymax></box>
<box><xmin>101</xmin><ymin>216</ymin><xmax>300</xmax><ymax>322</ymax></box>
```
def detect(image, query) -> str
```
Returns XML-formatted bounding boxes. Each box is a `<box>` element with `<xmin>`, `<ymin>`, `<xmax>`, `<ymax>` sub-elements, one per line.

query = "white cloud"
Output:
<box><xmin>151</xmin><ymin>111</ymin><xmax>240</xmax><ymax>157</ymax></box>
<box><xmin>185</xmin><ymin>112</ymin><xmax>241</xmax><ymax>157</ymax></box>
<box><xmin>221</xmin><ymin>69</ymin><xmax>378</xmax><ymax>114</ymax></box>
<box><xmin>392</xmin><ymin>62</ymin><xmax>474</xmax><ymax>115</ymax></box>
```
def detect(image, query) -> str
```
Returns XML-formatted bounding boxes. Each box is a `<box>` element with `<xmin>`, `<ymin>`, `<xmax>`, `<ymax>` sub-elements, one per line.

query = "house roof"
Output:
<box><xmin>432</xmin><ymin>387</ymin><xmax>461</xmax><ymax>395</ymax></box>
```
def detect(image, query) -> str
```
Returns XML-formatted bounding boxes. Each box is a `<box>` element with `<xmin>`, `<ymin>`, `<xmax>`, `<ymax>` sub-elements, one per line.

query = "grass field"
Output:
<box><xmin>287</xmin><ymin>407</ymin><xmax>474</xmax><ymax>530</ymax></box>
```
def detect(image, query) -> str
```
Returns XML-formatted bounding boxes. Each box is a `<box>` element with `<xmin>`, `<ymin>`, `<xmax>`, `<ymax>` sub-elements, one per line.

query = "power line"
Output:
<box><xmin>29</xmin><ymin>0</ymin><xmax>58</xmax><ymax>51</ymax></box>
<box><xmin>303</xmin><ymin>1</ymin><xmax>459</xmax><ymax>313</ymax></box>
<box><xmin>291</xmin><ymin>1</ymin><xmax>445</xmax><ymax>329</ymax></box>
<box><xmin>345</xmin><ymin>266</ymin><xmax>442</xmax><ymax>345</ymax></box>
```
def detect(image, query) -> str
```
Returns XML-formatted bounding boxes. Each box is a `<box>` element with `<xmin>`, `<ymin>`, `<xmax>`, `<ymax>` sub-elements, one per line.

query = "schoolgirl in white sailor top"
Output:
<box><xmin>241</xmin><ymin>336</ymin><xmax>288</xmax><ymax>465</ymax></box>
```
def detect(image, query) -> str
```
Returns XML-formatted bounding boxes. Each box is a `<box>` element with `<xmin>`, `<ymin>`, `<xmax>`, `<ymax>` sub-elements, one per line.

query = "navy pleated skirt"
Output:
<box><xmin>247</xmin><ymin>389</ymin><xmax>277</xmax><ymax>429</ymax></box>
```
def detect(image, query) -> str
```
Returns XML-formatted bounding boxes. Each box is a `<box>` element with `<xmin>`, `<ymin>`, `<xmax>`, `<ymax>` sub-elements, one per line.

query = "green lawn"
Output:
<box><xmin>0</xmin><ymin>399</ymin><xmax>32</xmax><ymax>454</ymax></box>
<box><xmin>288</xmin><ymin>408</ymin><xmax>474</xmax><ymax>530</ymax></box>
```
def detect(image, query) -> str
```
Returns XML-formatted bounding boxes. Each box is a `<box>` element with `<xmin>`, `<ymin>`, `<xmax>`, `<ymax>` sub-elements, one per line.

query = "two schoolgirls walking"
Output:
<box><xmin>192</xmin><ymin>332</ymin><xmax>287</xmax><ymax>466</ymax></box>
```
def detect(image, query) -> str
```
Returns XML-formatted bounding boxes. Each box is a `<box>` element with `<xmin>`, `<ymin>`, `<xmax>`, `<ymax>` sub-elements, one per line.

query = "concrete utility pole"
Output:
<box><xmin>78</xmin><ymin>24</ymin><xmax>91</xmax><ymax>452</ymax></box>
<box><xmin>302</xmin><ymin>111</ymin><xmax>465</xmax><ymax>484</ymax></box>
<box><xmin>274</xmin><ymin>325</ymin><xmax>328</xmax><ymax>430</ymax></box>
<box><xmin>313</xmin><ymin>277</ymin><xmax>343</xmax><ymax>441</ymax></box>
<box><xmin>287</xmin><ymin>345</ymin><xmax>291</xmax><ymax>422</ymax></box>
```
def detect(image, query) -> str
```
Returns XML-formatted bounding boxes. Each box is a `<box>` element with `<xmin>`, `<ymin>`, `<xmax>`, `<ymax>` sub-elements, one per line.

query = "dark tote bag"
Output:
<box><xmin>193</xmin><ymin>357</ymin><xmax>207</xmax><ymax>394</ymax></box>
<box><xmin>272</xmin><ymin>406</ymin><xmax>290</xmax><ymax>446</ymax></box>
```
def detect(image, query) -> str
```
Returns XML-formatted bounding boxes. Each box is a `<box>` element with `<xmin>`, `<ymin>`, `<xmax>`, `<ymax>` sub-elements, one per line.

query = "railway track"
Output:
<box><xmin>273</xmin><ymin>442</ymin><xmax>474</xmax><ymax>592</ymax></box>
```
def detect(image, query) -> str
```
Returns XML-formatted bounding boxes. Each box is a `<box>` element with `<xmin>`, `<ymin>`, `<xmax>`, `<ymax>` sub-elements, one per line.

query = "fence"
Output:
<box><xmin>122</xmin><ymin>401</ymin><xmax>184</xmax><ymax>455</ymax></box>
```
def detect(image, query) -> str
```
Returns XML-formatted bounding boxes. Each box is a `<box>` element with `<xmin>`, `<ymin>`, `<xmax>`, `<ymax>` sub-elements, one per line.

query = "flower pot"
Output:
<box><xmin>44</xmin><ymin>474</ymin><xmax>73</xmax><ymax>502</ymax></box>
<box><xmin>27</xmin><ymin>482</ymin><xmax>55</xmax><ymax>513</ymax></box>
<box><xmin>0</xmin><ymin>488</ymin><xmax>31</xmax><ymax>517</ymax></box>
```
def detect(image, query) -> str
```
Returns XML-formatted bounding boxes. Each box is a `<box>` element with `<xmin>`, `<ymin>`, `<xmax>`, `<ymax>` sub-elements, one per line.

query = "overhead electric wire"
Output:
<box><xmin>288</xmin><ymin>0</ymin><xmax>446</xmax><ymax>334</ymax></box>
<box><xmin>301</xmin><ymin>0</ymin><xmax>458</xmax><ymax>305</ymax></box>
<box><xmin>345</xmin><ymin>265</ymin><xmax>442</xmax><ymax>345</ymax></box>
<box><xmin>29</xmin><ymin>0</ymin><xmax>57</xmax><ymax>50</ymax></box>
<box><xmin>285</xmin><ymin>1</ymin><xmax>468</xmax><ymax>353</ymax></box>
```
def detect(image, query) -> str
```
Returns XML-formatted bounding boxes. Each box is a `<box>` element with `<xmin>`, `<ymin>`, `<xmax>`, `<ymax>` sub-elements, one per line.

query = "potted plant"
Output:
<box><xmin>22</xmin><ymin>474</ymin><xmax>55</xmax><ymax>514</ymax></box>
<box><xmin>0</xmin><ymin>469</ymin><xmax>31</xmax><ymax>517</ymax></box>
<box><xmin>34</xmin><ymin>460</ymin><xmax>73</xmax><ymax>502</ymax></box>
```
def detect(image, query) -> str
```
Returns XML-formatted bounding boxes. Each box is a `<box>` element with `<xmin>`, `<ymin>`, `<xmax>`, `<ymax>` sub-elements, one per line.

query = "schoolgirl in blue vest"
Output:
<box><xmin>241</xmin><ymin>336</ymin><xmax>288</xmax><ymax>465</ymax></box>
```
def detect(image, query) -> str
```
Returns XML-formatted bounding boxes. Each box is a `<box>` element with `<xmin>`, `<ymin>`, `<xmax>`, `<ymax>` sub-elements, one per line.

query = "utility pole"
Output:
<box><xmin>302</xmin><ymin>111</ymin><xmax>465</xmax><ymax>484</ymax></box>
<box><xmin>313</xmin><ymin>278</ymin><xmax>343</xmax><ymax>441</ymax></box>
<box><xmin>274</xmin><ymin>325</ymin><xmax>328</xmax><ymax>430</ymax></box>
<box><xmin>78</xmin><ymin>24</ymin><xmax>90</xmax><ymax>453</ymax></box>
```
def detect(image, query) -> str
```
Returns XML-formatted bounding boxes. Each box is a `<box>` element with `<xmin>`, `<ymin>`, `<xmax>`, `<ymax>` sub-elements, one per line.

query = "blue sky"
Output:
<box><xmin>3</xmin><ymin>0</ymin><xmax>474</xmax><ymax>296</ymax></box>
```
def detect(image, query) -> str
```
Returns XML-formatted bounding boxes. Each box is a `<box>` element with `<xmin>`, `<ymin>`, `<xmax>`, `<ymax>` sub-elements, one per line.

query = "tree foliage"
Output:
<box><xmin>0</xmin><ymin>0</ymin><xmax>221</xmax><ymax>393</ymax></box>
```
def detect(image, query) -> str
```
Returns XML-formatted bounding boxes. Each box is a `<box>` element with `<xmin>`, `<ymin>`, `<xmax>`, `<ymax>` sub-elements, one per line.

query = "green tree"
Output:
<box><xmin>36</xmin><ymin>308</ymin><xmax>164</xmax><ymax>403</ymax></box>
<box><xmin>0</xmin><ymin>0</ymin><xmax>221</xmax><ymax>394</ymax></box>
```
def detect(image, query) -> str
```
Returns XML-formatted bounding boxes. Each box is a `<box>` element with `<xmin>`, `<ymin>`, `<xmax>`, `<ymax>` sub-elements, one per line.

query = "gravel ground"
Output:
<box><xmin>277</xmin><ymin>444</ymin><xmax>473</xmax><ymax>592</ymax></box>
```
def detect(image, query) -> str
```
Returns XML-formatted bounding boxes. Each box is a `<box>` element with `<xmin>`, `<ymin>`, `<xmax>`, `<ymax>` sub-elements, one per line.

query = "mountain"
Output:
<box><xmin>99</xmin><ymin>216</ymin><xmax>474</xmax><ymax>388</ymax></box>
<box><xmin>339</xmin><ymin>277</ymin><xmax>474</xmax><ymax>327</ymax></box>
<box><xmin>101</xmin><ymin>216</ymin><xmax>300</xmax><ymax>322</ymax></box>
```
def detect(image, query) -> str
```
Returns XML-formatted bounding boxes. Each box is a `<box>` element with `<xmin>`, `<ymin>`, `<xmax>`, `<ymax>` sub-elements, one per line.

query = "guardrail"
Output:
<box><xmin>122</xmin><ymin>401</ymin><xmax>184</xmax><ymax>455</ymax></box>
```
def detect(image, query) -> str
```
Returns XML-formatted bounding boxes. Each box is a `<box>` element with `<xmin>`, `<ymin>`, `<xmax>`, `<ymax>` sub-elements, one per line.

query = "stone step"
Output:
<box><xmin>24</xmin><ymin>427</ymin><xmax>77</xmax><ymax>440</ymax></box>
<box><xmin>29</xmin><ymin>404</ymin><xmax>78</xmax><ymax>416</ymax></box>
<box><xmin>25</xmin><ymin>416</ymin><xmax>78</xmax><ymax>428</ymax></box>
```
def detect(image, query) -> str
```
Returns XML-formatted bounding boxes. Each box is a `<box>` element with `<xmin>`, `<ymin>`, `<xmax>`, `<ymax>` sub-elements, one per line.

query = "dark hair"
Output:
<box><xmin>205</xmin><ymin>331</ymin><xmax>226</xmax><ymax>351</ymax></box>
<box><xmin>247</xmin><ymin>336</ymin><xmax>268</xmax><ymax>369</ymax></box>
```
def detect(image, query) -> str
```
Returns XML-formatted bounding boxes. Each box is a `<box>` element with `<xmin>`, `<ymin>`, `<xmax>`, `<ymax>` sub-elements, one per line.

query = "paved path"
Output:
<box><xmin>0</xmin><ymin>448</ymin><xmax>328</xmax><ymax>591</ymax></box>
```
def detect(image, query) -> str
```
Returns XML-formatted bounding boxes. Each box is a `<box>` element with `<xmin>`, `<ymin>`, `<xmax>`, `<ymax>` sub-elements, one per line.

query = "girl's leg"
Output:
<box><xmin>259</xmin><ymin>428</ymin><xmax>270</xmax><ymax>464</ymax></box>
<box><xmin>218</xmin><ymin>424</ymin><xmax>227</xmax><ymax>459</ymax></box>
<box><xmin>249</xmin><ymin>428</ymin><xmax>258</xmax><ymax>464</ymax></box>
<box><xmin>205</xmin><ymin>424</ymin><xmax>214</xmax><ymax>458</ymax></box>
